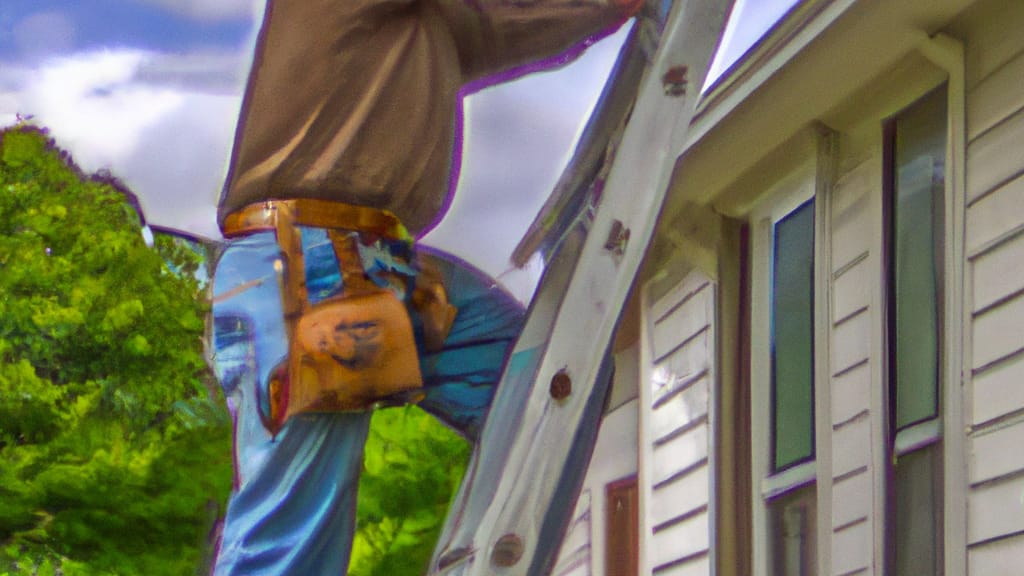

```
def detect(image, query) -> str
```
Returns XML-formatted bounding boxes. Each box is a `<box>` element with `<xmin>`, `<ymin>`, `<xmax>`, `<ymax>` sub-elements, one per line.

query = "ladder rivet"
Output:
<box><xmin>491</xmin><ymin>533</ymin><xmax>524</xmax><ymax>567</ymax></box>
<box><xmin>662</xmin><ymin>64</ymin><xmax>689</xmax><ymax>96</ymax></box>
<box><xmin>550</xmin><ymin>369</ymin><xmax>572</xmax><ymax>401</ymax></box>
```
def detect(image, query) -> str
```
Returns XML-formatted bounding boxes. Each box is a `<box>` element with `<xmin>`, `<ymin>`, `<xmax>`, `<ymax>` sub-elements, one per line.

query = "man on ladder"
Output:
<box><xmin>208</xmin><ymin>0</ymin><xmax>642</xmax><ymax>573</ymax></box>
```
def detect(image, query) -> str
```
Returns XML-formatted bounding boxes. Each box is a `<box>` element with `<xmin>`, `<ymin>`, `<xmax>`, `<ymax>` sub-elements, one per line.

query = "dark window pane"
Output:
<box><xmin>894</xmin><ymin>444</ymin><xmax>943</xmax><ymax>576</ymax></box>
<box><xmin>892</xmin><ymin>87</ymin><xmax>946</xmax><ymax>429</ymax></box>
<box><xmin>768</xmin><ymin>484</ymin><xmax>817</xmax><ymax>576</ymax></box>
<box><xmin>772</xmin><ymin>199</ymin><xmax>816</xmax><ymax>471</ymax></box>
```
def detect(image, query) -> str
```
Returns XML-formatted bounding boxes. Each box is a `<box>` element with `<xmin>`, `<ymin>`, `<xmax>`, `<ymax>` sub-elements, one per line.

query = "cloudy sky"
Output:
<box><xmin>0</xmin><ymin>0</ymin><xmax>795</xmax><ymax>300</ymax></box>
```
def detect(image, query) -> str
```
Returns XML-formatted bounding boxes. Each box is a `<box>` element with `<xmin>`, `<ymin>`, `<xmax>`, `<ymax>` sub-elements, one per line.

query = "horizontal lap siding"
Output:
<box><xmin>553</xmin><ymin>490</ymin><xmax>592</xmax><ymax>576</ymax></box>
<box><xmin>831</xmin><ymin>158</ymin><xmax>873</xmax><ymax>272</ymax></box>
<box><xmin>971</xmin><ymin>231</ymin><xmax>1024</xmax><ymax>313</ymax></box>
<box><xmin>965</xmin><ymin>105</ymin><xmax>1024</xmax><ymax>206</ymax></box>
<box><xmin>830</xmin><ymin>160</ymin><xmax>877</xmax><ymax>575</ymax></box>
<box><xmin>965</xmin><ymin>34</ymin><xmax>1024</xmax><ymax>571</ymax></box>
<box><xmin>652</xmin><ymin>280</ymin><xmax>711</xmax><ymax>363</ymax></box>
<box><xmin>832</xmin><ymin>415</ymin><xmax>871</xmax><ymax>480</ymax></box>
<box><xmin>969</xmin><ymin>420</ymin><xmax>1024</xmax><ymax>485</ymax></box>
<box><xmin>966</xmin><ymin>477</ymin><xmax>1024</xmax><ymax>545</ymax></box>
<box><xmin>971</xmin><ymin>355</ymin><xmax>1024</xmax><ymax>427</ymax></box>
<box><xmin>832</xmin><ymin>471</ymin><xmax>872</xmax><ymax>530</ymax></box>
<box><xmin>832</xmin><ymin>256</ymin><xmax>871</xmax><ymax>325</ymax></box>
<box><xmin>651</xmin><ymin>510</ymin><xmax>710</xmax><ymax>570</ymax></box>
<box><xmin>971</xmin><ymin>294</ymin><xmax>1024</xmax><ymax>370</ymax></box>
<box><xmin>831</xmin><ymin>519</ymin><xmax>871</xmax><ymax>576</ymax></box>
<box><xmin>967</xmin><ymin>47</ymin><xmax>1024</xmax><ymax>142</ymax></box>
<box><xmin>650</xmin><ymin>466</ymin><xmax>710</xmax><ymax>529</ymax></box>
<box><xmin>833</xmin><ymin>469</ymin><xmax>872</xmax><ymax>576</ymax></box>
<box><xmin>652</xmin><ymin>426</ymin><xmax>709</xmax><ymax>485</ymax></box>
<box><xmin>968</xmin><ymin>533</ymin><xmax>1024</xmax><ymax>575</ymax></box>
<box><xmin>831</xmin><ymin>310</ymin><xmax>870</xmax><ymax>377</ymax></box>
<box><xmin>965</xmin><ymin>174</ymin><xmax>1024</xmax><ymax>254</ymax></box>
<box><xmin>647</xmin><ymin>273</ymin><xmax>714</xmax><ymax>575</ymax></box>
<box><xmin>652</xmin><ymin>553</ymin><xmax>710</xmax><ymax>576</ymax></box>
<box><xmin>831</xmin><ymin>362</ymin><xmax>870</xmax><ymax>426</ymax></box>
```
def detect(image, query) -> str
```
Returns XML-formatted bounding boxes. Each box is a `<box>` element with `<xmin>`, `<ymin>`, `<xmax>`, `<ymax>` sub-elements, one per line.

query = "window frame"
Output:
<box><xmin>740</xmin><ymin>47</ymin><xmax>967</xmax><ymax>576</ymax></box>
<box><xmin>769</xmin><ymin>197</ymin><xmax>818</xmax><ymax>474</ymax></box>
<box><xmin>881</xmin><ymin>83</ymin><xmax>951</xmax><ymax>576</ymax></box>
<box><xmin>749</xmin><ymin>159</ymin><xmax>830</xmax><ymax>576</ymax></box>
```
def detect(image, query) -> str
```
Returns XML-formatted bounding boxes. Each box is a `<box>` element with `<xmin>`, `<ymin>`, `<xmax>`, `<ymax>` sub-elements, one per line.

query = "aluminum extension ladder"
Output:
<box><xmin>429</xmin><ymin>1</ymin><xmax>734</xmax><ymax>573</ymax></box>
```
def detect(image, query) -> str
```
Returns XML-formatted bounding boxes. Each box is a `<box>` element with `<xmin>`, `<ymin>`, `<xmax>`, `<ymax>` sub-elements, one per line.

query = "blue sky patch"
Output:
<box><xmin>1</xmin><ymin>0</ymin><xmax>252</xmax><ymax>62</ymax></box>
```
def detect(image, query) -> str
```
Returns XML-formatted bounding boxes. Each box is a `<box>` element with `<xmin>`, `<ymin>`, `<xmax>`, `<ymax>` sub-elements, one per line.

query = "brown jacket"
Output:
<box><xmin>218</xmin><ymin>0</ymin><xmax>636</xmax><ymax>235</ymax></box>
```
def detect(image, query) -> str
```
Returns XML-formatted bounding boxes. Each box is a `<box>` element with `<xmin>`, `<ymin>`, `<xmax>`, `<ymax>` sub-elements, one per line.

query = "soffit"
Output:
<box><xmin>661</xmin><ymin>0</ymin><xmax>976</xmax><ymax>222</ymax></box>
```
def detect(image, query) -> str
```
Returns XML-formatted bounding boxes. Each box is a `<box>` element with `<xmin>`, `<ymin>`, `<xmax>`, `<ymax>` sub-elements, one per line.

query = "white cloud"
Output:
<box><xmin>19</xmin><ymin>51</ymin><xmax>183</xmax><ymax>164</ymax></box>
<box><xmin>120</xmin><ymin>90</ymin><xmax>239</xmax><ymax>238</ymax></box>
<box><xmin>135</xmin><ymin>49</ymin><xmax>250</xmax><ymax>94</ymax></box>
<box><xmin>1</xmin><ymin>19</ymin><xmax>626</xmax><ymax>300</ymax></box>
<box><xmin>133</xmin><ymin>0</ymin><xmax>261</xmax><ymax>22</ymax></box>
<box><xmin>423</xmin><ymin>24</ymin><xmax>628</xmax><ymax>294</ymax></box>
<box><xmin>7</xmin><ymin>48</ymin><xmax>242</xmax><ymax>239</ymax></box>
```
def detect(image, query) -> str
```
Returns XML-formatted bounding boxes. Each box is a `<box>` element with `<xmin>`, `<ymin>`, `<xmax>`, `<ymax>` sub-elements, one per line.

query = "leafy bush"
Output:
<box><xmin>0</xmin><ymin>126</ymin><xmax>232</xmax><ymax>574</ymax></box>
<box><xmin>350</xmin><ymin>406</ymin><xmax>470</xmax><ymax>576</ymax></box>
<box><xmin>0</xmin><ymin>125</ymin><xmax>470</xmax><ymax>575</ymax></box>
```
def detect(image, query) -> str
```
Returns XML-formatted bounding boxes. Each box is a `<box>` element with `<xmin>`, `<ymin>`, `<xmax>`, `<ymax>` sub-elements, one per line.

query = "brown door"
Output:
<box><xmin>605</xmin><ymin>475</ymin><xmax>639</xmax><ymax>576</ymax></box>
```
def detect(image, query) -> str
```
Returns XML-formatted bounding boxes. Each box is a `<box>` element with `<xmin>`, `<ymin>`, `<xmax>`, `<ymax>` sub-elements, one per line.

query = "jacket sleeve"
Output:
<box><xmin>435</xmin><ymin>0</ymin><xmax>641</xmax><ymax>84</ymax></box>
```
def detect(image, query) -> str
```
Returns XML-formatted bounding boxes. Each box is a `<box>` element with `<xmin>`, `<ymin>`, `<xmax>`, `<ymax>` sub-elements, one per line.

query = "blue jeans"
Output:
<box><xmin>209</xmin><ymin>230</ymin><xmax>523</xmax><ymax>575</ymax></box>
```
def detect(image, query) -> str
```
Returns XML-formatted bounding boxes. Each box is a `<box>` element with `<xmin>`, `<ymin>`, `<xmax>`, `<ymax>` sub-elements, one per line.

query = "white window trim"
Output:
<box><xmin>866</xmin><ymin>46</ymin><xmax>966</xmax><ymax>574</ymax></box>
<box><xmin>894</xmin><ymin>418</ymin><xmax>943</xmax><ymax>456</ymax></box>
<box><xmin>749</xmin><ymin>145</ymin><xmax>834</xmax><ymax>576</ymax></box>
<box><xmin>919</xmin><ymin>35</ymin><xmax>969</xmax><ymax>576</ymax></box>
<box><xmin>761</xmin><ymin>460</ymin><xmax>816</xmax><ymax>501</ymax></box>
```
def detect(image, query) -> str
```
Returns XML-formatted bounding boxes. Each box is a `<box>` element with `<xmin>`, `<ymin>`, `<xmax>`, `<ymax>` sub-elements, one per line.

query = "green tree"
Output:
<box><xmin>0</xmin><ymin>125</ymin><xmax>471</xmax><ymax>575</ymax></box>
<box><xmin>0</xmin><ymin>126</ymin><xmax>232</xmax><ymax>574</ymax></box>
<box><xmin>350</xmin><ymin>406</ymin><xmax>470</xmax><ymax>576</ymax></box>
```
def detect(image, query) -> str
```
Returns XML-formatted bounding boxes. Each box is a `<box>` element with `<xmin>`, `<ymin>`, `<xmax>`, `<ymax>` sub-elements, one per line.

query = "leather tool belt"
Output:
<box><xmin>223</xmin><ymin>199</ymin><xmax>456</xmax><ymax>436</ymax></box>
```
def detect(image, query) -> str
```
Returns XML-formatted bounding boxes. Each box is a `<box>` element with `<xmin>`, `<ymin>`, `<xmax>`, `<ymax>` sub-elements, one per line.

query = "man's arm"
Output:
<box><xmin>436</xmin><ymin>0</ymin><xmax>643</xmax><ymax>85</ymax></box>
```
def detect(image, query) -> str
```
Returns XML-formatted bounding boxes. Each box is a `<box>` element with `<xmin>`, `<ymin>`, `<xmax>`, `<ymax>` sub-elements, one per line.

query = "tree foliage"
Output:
<box><xmin>0</xmin><ymin>126</ymin><xmax>232</xmax><ymax>575</ymax></box>
<box><xmin>0</xmin><ymin>125</ymin><xmax>471</xmax><ymax>575</ymax></box>
<box><xmin>350</xmin><ymin>406</ymin><xmax>470</xmax><ymax>576</ymax></box>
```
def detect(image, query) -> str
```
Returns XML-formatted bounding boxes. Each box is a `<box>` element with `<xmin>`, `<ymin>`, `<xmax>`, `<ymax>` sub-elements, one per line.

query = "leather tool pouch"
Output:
<box><xmin>261</xmin><ymin>206</ymin><xmax>424</xmax><ymax>436</ymax></box>
<box><xmin>411</xmin><ymin>259</ymin><xmax>458</xmax><ymax>353</ymax></box>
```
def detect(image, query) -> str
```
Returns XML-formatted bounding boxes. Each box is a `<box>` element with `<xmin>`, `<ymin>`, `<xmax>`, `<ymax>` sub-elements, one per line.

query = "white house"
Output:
<box><xmin>547</xmin><ymin>0</ymin><xmax>1024</xmax><ymax>573</ymax></box>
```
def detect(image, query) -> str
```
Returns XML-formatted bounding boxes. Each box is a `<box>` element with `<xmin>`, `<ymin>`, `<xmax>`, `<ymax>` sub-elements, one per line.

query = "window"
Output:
<box><xmin>759</xmin><ymin>196</ymin><xmax>817</xmax><ymax>576</ymax></box>
<box><xmin>768</xmin><ymin>485</ymin><xmax>817</xmax><ymax>576</ymax></box>
<box><xmin>771</xmin><ymin>199</ymin><xmax>816</xmax><ymax>473</ymax></box>
<box><xmin>884</xmin><ymin>85</ymin><xmax>947</xmax><ymax>575</ymax></box>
